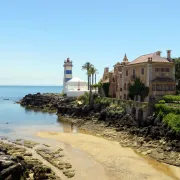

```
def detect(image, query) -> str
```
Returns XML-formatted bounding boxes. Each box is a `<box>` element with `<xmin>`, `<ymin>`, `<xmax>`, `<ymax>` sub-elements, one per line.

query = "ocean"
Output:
<box><xmin>0</xmin><ymin>86</ymin><xmax>77</xmax><ymax>139</ymax></box>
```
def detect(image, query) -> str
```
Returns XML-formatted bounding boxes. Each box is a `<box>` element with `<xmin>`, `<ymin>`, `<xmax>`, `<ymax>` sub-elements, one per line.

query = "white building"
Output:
<box><xmin>66</xmin><ymin>77</ymin><xmax>89</xmax><ymax>97</ymax></box>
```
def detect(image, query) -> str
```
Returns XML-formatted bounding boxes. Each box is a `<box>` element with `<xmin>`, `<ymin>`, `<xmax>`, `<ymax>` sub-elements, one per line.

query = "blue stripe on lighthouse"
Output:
<box><xmin>66</xmin><ymin>78</ymin><xmax>72</xmax><ymax>82</ymax></box>
<box><xmin>66</xmin><ymin>70</ymin><xmax>72</xmax><ymax>74</ymax></box>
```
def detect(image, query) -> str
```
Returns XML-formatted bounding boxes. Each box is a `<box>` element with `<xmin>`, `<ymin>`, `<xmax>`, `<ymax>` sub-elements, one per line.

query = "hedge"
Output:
<box><xmin>163</xmin><ymin>113</ymin><xmax>180</xmax><ymax>133</ymax></box>
<box><xmin>158</xmin><ymin>100</ymin><xmax>165</xmax><ymax>104</ymax></box>
<box><xmin>163</xmin><ymin>95</ymin><xmax>180</xmax><ymax>103</ymax></box>
<box><xmin>155</xmin><ymin>104</ymin><xmax>180</xmax><ymax>115</ymax></box>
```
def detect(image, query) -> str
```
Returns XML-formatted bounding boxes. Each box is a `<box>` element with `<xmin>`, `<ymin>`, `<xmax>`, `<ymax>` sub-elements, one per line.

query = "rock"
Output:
<box><xmin>65</xmin><ymin>163</ymin><xmax>72</xmax><ymax>169</ymax></box>
<box><xmin>0</xmin><ymin>145</ymin><xmax>29</xmax><ymax>180</ymax></box>
<box><xmin>65</xmin><ymin>171</ymin><xmax>75</xmax><ymax>178</ymax></box>
<box><xmin>24</xmin><ymin>152</ymin><xmax>32</xmax><ymax>156</ymax></box>
<box><xmin>147</xmin><ymin>150</ymin><xmax>152</xmax><ymax>154</ymax></box>
<box><xmin>142</xmin><ymin>152</ymin><xmax>148</xmax><ymax>155</ymax></box>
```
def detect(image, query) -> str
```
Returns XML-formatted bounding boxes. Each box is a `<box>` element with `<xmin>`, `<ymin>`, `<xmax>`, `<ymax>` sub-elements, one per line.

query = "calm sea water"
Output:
<box><xmin>0</xmin><ymin>86</ymin><xmax>77</xmax><ymax>139</ymax></box>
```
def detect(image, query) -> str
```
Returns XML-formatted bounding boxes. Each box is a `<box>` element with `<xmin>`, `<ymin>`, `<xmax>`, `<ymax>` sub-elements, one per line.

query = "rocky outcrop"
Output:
<box><xmin>36</xmin><ymin>147</ymin><xmax>75</xmax><ymax>178</ymax></box>
<box><xmin>0</xmin><ymin>141</ymin><xmax>61</xmax><ymax>180</ymax></box>
<box><xmin>21</xmin><ymin>93</ymin><xmax>75</xmax><ymax>113</ymax></box>
<box><xmin>21</xmin><ymin>94</ymin><xmax>180</xmax><ymax>142</ymax></box>
<box><xmin>0</xmin><ymin>142</ymin><xmax>28</xmax><ymax>180</ymax></box>
<box><xmin>20</xmin><ymin>93</ymin><xmax>180</xmax><ymax>153</ymax></box>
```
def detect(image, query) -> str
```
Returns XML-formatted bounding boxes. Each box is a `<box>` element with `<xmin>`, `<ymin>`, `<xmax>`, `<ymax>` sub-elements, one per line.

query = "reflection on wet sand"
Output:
<box><xmin>62</xmin><ymin>123</ymin><xmax>78</xmax><ymax>133</ymax></box>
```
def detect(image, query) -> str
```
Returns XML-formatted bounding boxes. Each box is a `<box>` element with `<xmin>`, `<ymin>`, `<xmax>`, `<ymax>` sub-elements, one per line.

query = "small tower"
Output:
<box><xmin>63</xmin><ymin>57</ymin><xmax>73</xmax><ymax>93</ymax></box>
<box><xmin>123</xmin><ymin>54</ymin><xmax>128</xmax><ymax>62</ymax></box>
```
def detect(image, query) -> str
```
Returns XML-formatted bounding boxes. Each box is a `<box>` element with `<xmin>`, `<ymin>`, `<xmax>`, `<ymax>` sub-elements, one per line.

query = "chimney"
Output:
<box><xmin>156</xmin><ymin>51</ymin><xmax>162</xmax><ymax>56</ymax></box>
<box><xmin>167</xmin><ymin>50</ymin><xmax>172</xmax><ymax>60</ymax></box>
<box><xmin>104</xmin><ymin>67</ymin><xmax>109</xmax><ymax>73</ymax></box>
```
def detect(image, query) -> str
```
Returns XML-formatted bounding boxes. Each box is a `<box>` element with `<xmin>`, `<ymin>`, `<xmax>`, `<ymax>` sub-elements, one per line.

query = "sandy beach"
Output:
<box><xmin>37</xmin><ymin>131</ymin><xmax>180</xmax><ymax>180</ymax></box>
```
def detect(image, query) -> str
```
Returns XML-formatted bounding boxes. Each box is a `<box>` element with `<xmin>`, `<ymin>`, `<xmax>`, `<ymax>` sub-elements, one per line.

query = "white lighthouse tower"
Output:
<box><xmin>63</xmin><ymin>57</ymin><xmax>73</xmax><ymax>93</ymax></box>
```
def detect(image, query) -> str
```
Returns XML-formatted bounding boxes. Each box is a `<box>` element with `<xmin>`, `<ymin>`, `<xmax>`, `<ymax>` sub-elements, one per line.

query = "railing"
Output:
<box><xmin>152</xmin><ymin>90</ymin><xmax>176</xmax><ymax>96</ymax></box>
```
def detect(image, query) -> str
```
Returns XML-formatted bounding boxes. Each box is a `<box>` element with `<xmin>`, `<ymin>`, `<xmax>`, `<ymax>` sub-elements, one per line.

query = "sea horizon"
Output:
<box><xmin>0</xmin><ymin>85</ymin><xmax>63</xmax><ymax>87</ymax></box>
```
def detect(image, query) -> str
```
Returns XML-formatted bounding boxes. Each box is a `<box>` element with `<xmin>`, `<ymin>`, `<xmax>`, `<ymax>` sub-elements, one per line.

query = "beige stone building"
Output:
<box><xmin>101</xmin><ymin>50</ymin><xmax>176</xmax><ymax>102</ymax></box>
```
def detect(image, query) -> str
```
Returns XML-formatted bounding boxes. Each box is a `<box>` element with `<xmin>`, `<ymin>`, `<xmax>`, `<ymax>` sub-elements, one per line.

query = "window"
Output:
<box><xmin>152</xmin><ymin>84</ymin><xmax>155</xmax><ymax>91</ymax></box>
<box><xmin>165</xmin><ymin>68</ymin><xmax>170</xmax><ymax>72</ymax></box>
<box><xmin>165</xmin><ymin>85</ymin><xmax>169</xmax><ymax>91</ymax></box>
<box><xmin>156</xmin><ymin>84</ymin><xmax>162</xmax><ymax>91</ymax></box>
<box><xmin>118</xmin><ymin>67</ymin><xmax>122</xmax><ymax>71</ymax></box>
<box><xmin>133</xmin><ymin>69</ymin><xmax>136</xmax><ymax>75</ymax></box>
<box><xmin>161</xmin><ymin>68</ymin><xmax>164</xmax><ymax>72</ymax></box>
<box><xmin>120</xmin><ymin>88</ymin><xmax>122</xmax><ymax>91</ymax></box>
<box><xmin>124</xmin><ymin>94</ymin><xmax>126</xmax><ymax>100</ymax></box>
<box><xmin>162</xmin><ymin>84</ymin><xmax>166</xmax><ymax>91</ymax></box>
<box><xmin>126</xmin><ymin>70</ymin><xmax>128</xmax><ymax>76</ymax></box>
<box><xmin>124</xmin><ymin>83</ymin><xmax>126</xmax><ymax>90</ymax></box>
<box><xmin>168</xmin><ymin>85</ymin><xmax>175</xmax><ymax>91</ymax></box>
<box><xmin>172</xmin><ymin>85</ymin><xmax>175</xmax><ymax>91</ymax></box>
<box><xmin>155</xmin><ymin>68</ymin><xmax>159</xmax><ymax>72</ymax></box>
<box><xmin>120</xmin><ymin>74</ymin><xmax>122</xmax><ymax>78</ymax></box>
<box><xmin>141</xmin><ymin>68</ymin><xmax>144</xmax><ymax>75</ymax></box>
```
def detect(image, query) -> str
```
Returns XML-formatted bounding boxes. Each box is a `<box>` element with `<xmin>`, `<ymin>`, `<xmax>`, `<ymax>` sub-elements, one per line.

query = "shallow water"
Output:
<box><xmin>0</xmin><ymin>86</ymin><xmax>77</xmax><ymax>139</ymax></box>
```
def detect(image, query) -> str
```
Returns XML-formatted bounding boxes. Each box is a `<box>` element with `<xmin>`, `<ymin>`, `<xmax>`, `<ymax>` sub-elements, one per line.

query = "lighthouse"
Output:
<box><xmin>63</xmin><ymin>57</ymin><xmax>73</xmax><ymax>93</ymax></box>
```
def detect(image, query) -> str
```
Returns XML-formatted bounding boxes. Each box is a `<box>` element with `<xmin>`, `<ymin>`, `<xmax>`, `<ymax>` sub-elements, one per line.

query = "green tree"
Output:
<box><xmin>87</xmin><ymin>65</ymin><xmax>98</xmax><ymax>105</ymax></box>
<box><xmin>82</xmin><ymin>62</ymin><xmax>93</xmax><ymax>90</ymax></box>
<box><xmin>88</xmin><ymin>66</ymin><xmax>98</xmax><ymax>86</ymax></box>
<box><xmin>128</xmin><ymin>78</ymin><xmax>149</xmax><ymax>101</ymax></box>
<box><xmin>173</xmin><ymin>57</ymin><xmax>180</xmax><ymax>91</ymax></box>
<box><xmin>87</xmin><ymin>67</ymin><xmax>94</xmax><ymax>106</ymax></box>
<box><xmin>94</xmin><ymin>68</ymin><xmax>98</xmax><ymax>84</ymax></box>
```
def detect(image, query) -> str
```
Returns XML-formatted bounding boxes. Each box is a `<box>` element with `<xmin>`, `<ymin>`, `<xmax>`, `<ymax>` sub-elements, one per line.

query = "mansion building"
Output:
<box><xmin>101</xmin><ymin>50</ymin><xmax>176</xmax><ymax>102</ymax></box>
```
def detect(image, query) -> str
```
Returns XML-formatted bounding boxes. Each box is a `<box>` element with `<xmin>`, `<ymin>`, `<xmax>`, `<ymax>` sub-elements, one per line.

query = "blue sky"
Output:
<box><xmin>0</xmin><ymin>0</ymin><xmax>179</xmax><ymax>85</ymax></box>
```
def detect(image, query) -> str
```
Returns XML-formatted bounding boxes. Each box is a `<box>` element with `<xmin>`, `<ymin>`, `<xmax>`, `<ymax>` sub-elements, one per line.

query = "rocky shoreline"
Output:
<box><xmin>20</xmin><ymin>93</ymin><xmax>180</xmax><ymax>168</ymax></box>
<box><xmin>0</xmin><ymin>140</ymin><xmax>61</xmax><ymax>180</ymax></box>
<box><xmin>0</xmin><ymin>138</ymin><xmax>76</xmax><ymax>180</ymax></box>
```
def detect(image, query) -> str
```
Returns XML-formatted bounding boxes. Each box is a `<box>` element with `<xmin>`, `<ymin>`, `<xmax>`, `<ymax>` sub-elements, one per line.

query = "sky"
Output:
<box><xmin>0</xmin><ymin>0</ymin><xmax>180</xmax><ymax>85</ymax></box>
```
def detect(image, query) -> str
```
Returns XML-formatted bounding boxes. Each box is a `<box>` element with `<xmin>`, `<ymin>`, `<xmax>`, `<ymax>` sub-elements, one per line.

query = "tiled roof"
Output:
<box><xmin>129</xmin><ymin>52</ymin><xmax>170</xmax><ymax>65</ymax></box>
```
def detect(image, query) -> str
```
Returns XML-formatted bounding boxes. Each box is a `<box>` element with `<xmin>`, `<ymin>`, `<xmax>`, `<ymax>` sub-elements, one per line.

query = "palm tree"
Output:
<box><xmin>88</xmin><ymin>66</ymin><xmax>96</xmax><ymax>86</ymax></box>
<box><xmin>82</xmin><ymin>62</ymin><xmax>92</xmax><ymax>90</ymax></box>
<box><xmin>87</xmin><ymin>68</ymin><xmax>93</xmax><ymax>106</ymax></box>
<box><xmin>94</xmin><ymin>68</ymin><xmax>98</xmax><ymax>84</ymax></box>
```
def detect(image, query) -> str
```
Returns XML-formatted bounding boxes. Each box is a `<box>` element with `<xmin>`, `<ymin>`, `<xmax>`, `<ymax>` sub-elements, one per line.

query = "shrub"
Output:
<box><xmin>158</xmin><ymin>100</ymin><xmax>165</xmax><ymax>104</ymax></box>
<box><xmin>157</xmin><ymin>110</ymin><xmax>164</xmax><ymax>120</ymax></box>
<box><xmin>77</xmin><ymin>92</ymin><xmax>89</xmax><ymax>105</ymax></box>
<box><xmin>163</xmin><ymin>113</ymin><xmax>180</xmax><ymax>133</ymax></box>
<box><xmin>163</xmin><ymin>95</ymin><xmax>180</xmax><ymax>103</ymax></box>
<box><xmin>94</xmin><ymin>97</ymin><xmax>114</xmax><ymax>106</ymax></box>
<box><xmin>155</xmin><ymin>104</ymin><xmax>180</xmax><ymax>115</ymax></box>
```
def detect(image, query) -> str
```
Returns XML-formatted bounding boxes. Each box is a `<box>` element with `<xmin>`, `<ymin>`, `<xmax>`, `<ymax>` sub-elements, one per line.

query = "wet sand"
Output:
<box><xmin>37</xmin><ymin>131</ymin><xmax>180</xmax><ymax>180</ymax></box>
<box><xmin>6</xmin><ymin>125</ymin><xmax>109</xmax><ymax>180</ymax></box>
